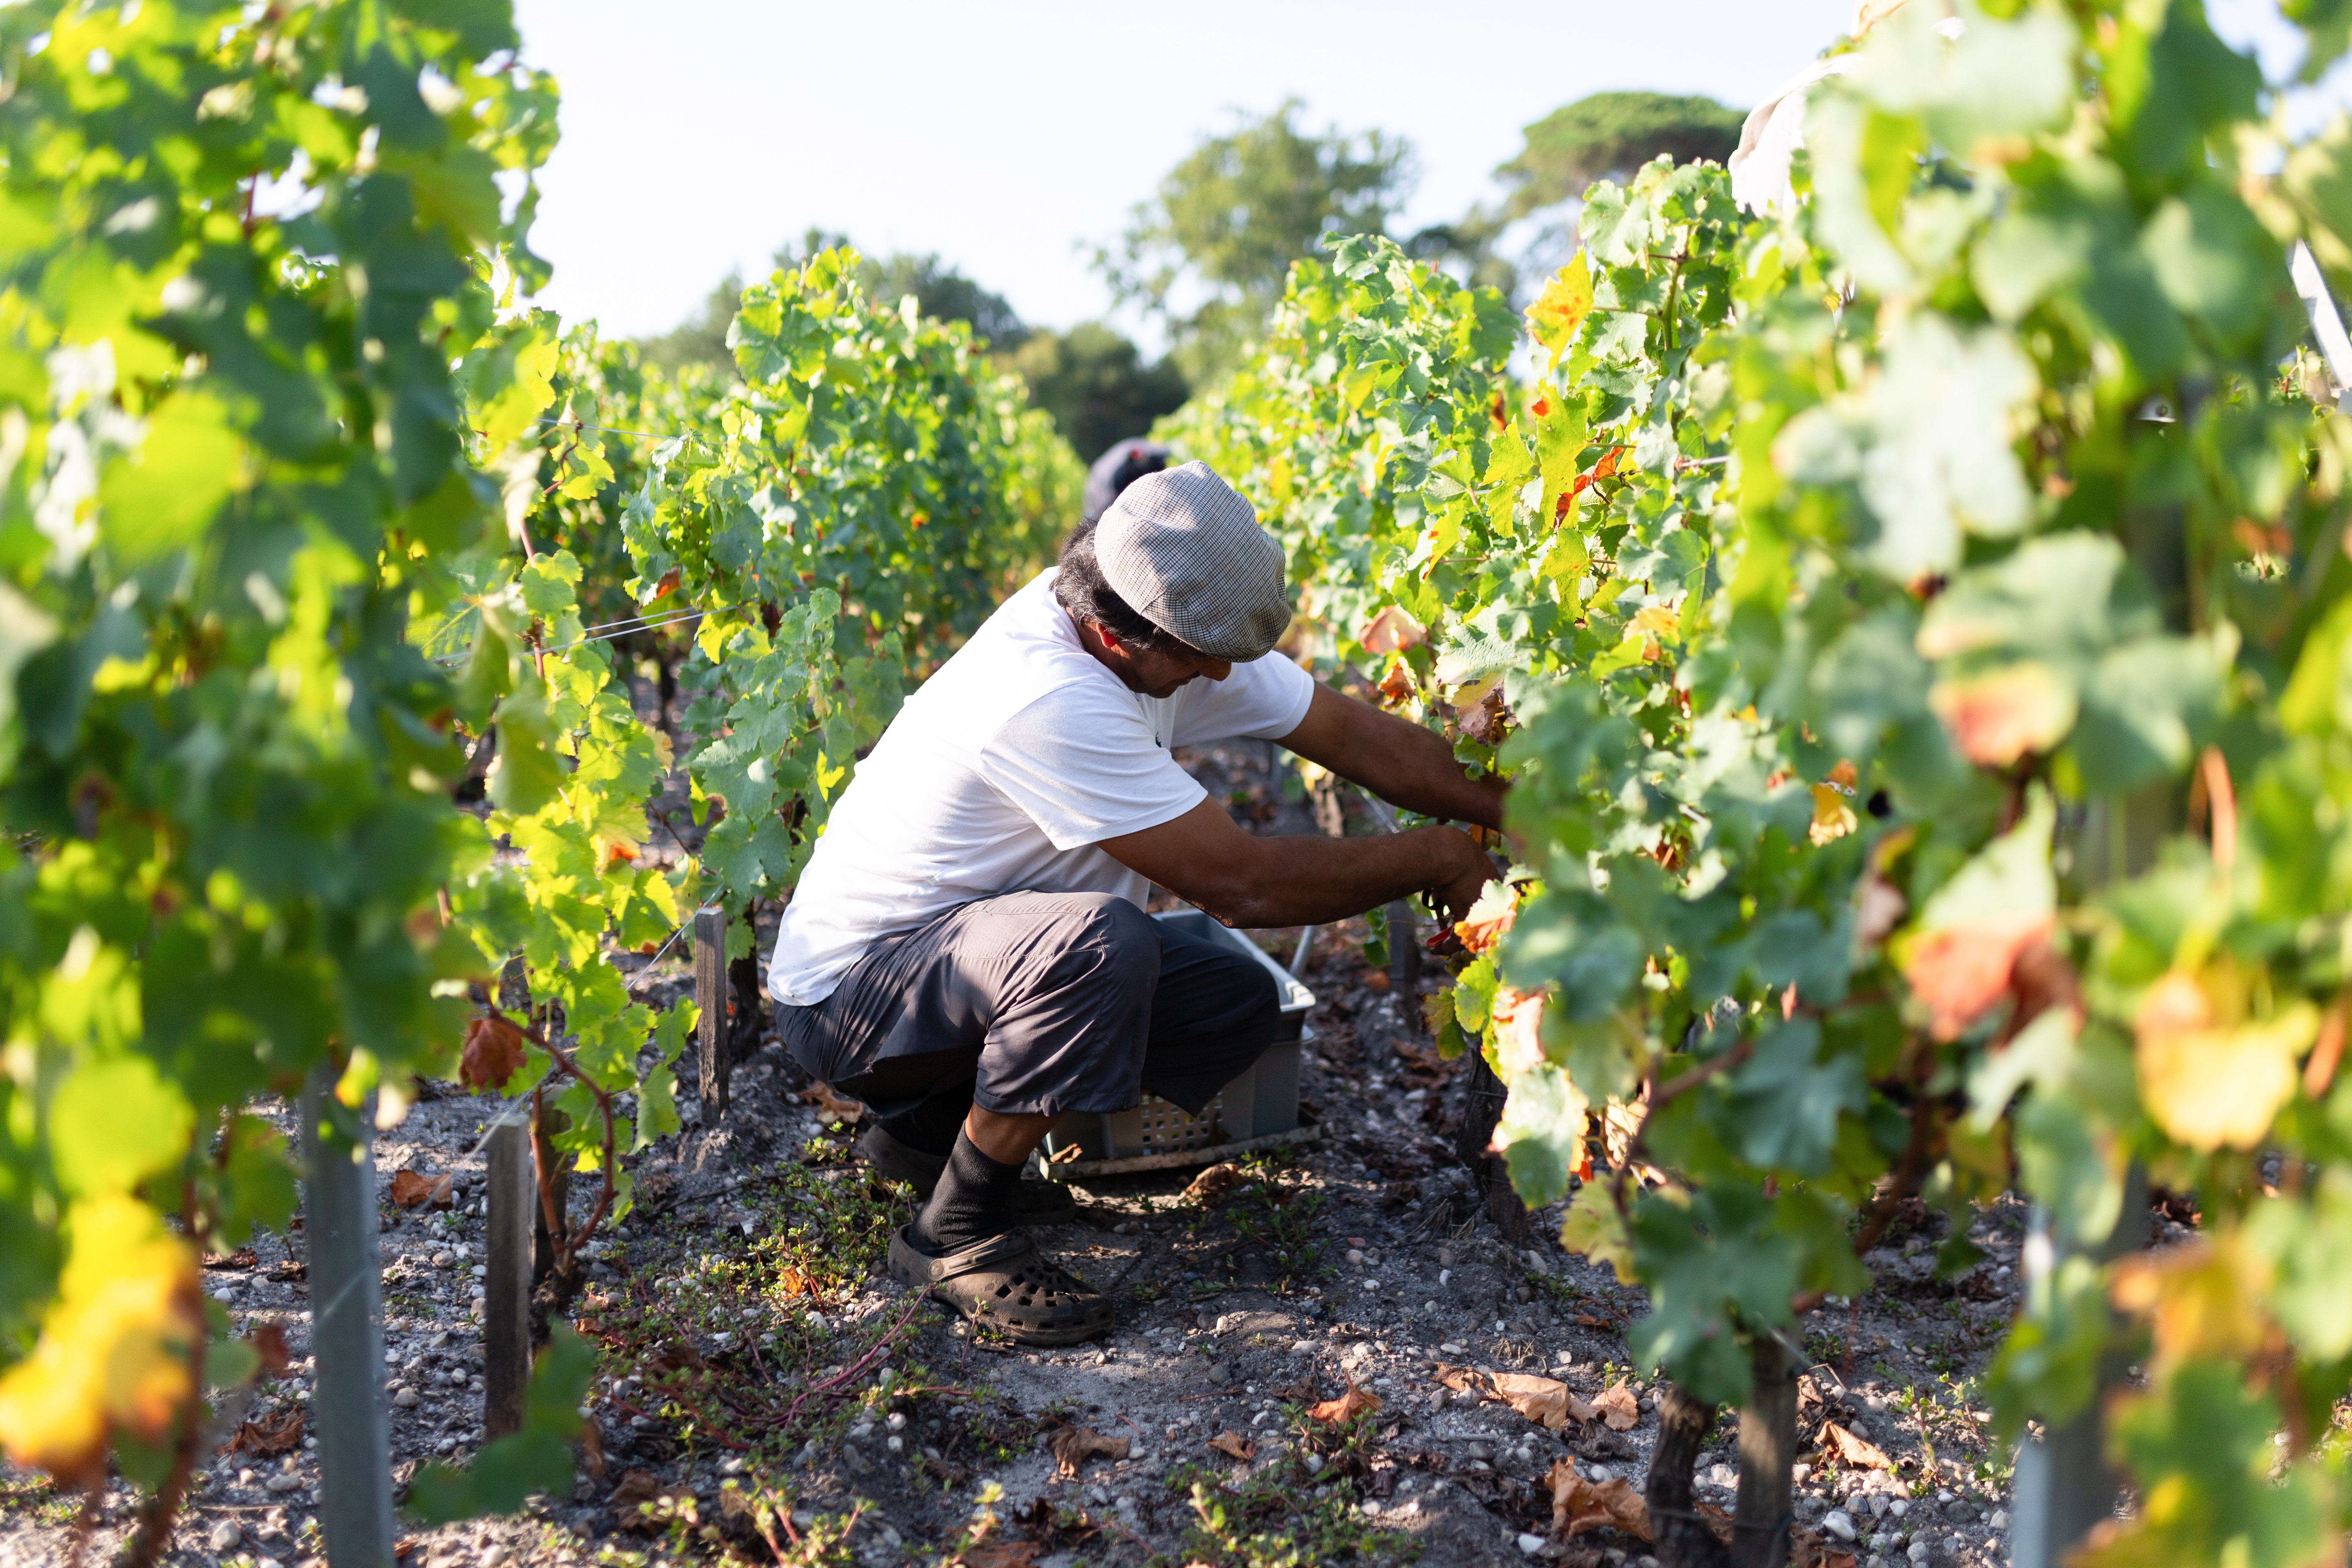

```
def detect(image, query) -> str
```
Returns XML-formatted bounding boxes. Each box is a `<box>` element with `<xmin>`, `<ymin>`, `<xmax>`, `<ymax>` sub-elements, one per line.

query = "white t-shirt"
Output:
<box><xmin>766</xmin><ymin>570</ymin><xmax>1317</xmax><ymax>1006</ymax></box>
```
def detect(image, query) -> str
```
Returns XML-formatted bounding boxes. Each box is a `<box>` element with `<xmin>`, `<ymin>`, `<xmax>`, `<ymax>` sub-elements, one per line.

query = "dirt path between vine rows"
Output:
<box><xmin>0</xmin><ymin>740</ymin><xmax>2149</xmax><ymax>1568</ymax></box>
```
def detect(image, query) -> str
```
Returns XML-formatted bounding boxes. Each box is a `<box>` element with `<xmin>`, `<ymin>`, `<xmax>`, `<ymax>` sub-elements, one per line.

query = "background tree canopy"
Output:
<box><xmin>635</xmin><ymin>91</ymin><xmax>1746</xmax><ymax>465</ymax></box>
<box><xmin>1009</xmin><ymin>323</ymin><xmax>1190</xmax><ymax>466</ymax></box>
<box><xmin>1494</xmin><ymin>91</ymin><xmax>1746</xmax><ymax>218</ymax></box>
<box><xmin>1096</xmin><ymin>98</ymin><xmax>1413</xmax><ymax>384</ymax></box>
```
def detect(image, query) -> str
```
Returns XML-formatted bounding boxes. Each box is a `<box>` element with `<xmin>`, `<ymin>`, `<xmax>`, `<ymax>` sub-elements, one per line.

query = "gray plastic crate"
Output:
<box><xmin>1037</xmin><ymin>909</ymin><xmax>1314</xmax><ymax>1174</ymax></box>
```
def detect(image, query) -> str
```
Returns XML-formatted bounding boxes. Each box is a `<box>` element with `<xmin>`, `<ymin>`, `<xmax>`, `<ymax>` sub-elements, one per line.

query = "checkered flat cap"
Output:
<box><xmin>1097</xmin><ymin>461</ymin><xmax>1290</xmax><ymax>662</ymax></box>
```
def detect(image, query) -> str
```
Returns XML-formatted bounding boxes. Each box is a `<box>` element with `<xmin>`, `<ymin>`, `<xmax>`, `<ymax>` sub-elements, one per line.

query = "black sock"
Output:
<box><xmin>878</xmin><ymin>1081</ymin><xmax>975</xmax><ymax>1158</ymax></box>
<box><xmin>911</xmin><ymin>1132</ymin><xmax>1023</xmax><ymax>1254</ymax></box>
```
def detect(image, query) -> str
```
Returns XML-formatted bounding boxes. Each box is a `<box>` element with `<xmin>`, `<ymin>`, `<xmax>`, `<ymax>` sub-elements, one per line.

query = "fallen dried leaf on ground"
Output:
<box><xmin>611</xmin><ymin>1470</ymin><xmax>693</xmax><ymax>1535</ymax></box>
<box><xmin>460</xmin><ymin>1014</ymin><xmax>529</xmax><ymax>1091</ymax></box>
<box><xmin>388</xmin><ymin>1168</ymin><xmax>454</xmax><ymax>1210</ymax></box>
<box><xmin>1547</xmin><ymin>1461</ymin><xmax>1652</xmax><ymax>1542</ymax></box>
<box><xmin>1592</xmin><ymin>1381</ymin><xmax>1640</xmax><ymax>1431</ymax></box>
<box><xmin>1012</xmin><ymin>1497</ymin><xmax>1098</xmax><ymax>1554</ymax></box>
<box><xmin>800</xmin><ymin>1082</ymin><xmax>867</xmax><ymax>1122</ymax></box>
<box><xmin>230</xmin><ymin>1410</ymin><xmax>304</xmax><ymax>1455</ymax></box>
<box><xmin>1184</xmin><ymin>1162</ymin><xmax>1247</xmax><ymax>1205</ymax></box>
<box><xmin>1489</xmin><ymin>1372</ymin><xmax>1599</xmax><ymax>1432</ymax></box>
<box><xmin>1046</xmin><ymin>1424</ymin><xmax>1129</xmax><ymax>1477</ymax></box>
<box><xmin>201</xmin><ymin>1247</ymin><xmax>258</xmax><ymax>1270</ymax></box>
<box><xmin>1307</xmin><ymin>1378</ymin><xmax>1382</xmax><ymax>1424</ymax></box>
<box><xmin>1432</xmin><ymin>1361</ymin><xmax>1482</xmax><ymax>1392</ymax></box>
<box><xmin>1207</xmin><ymin>1430</ymin><xmax>1257</xmax><ymax>1461</ymax></box>
<box><xmin>1820</xmin><ymin>1421</ymin><xmax>1897</xmax><ymax>1471</ymax></box>
<box><xmin>250</xmin><ymin>1323</ymin><xmax>290</xmax><ymax>1375</ymax></box>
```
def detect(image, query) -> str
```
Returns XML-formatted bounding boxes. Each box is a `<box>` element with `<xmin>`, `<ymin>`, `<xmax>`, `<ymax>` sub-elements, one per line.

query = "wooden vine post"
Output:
<box><xmin>481</xmin><ymin>1118</ymin><xmax>535</xmax><ymax>1438</ymax></box>
<box><xmin>297</xmin><ymin>1065</ymin><xmax>395</xmax><ymax>1568</ymax></box>
<box><xmin>695</xmin><ymin>906</ymin><xmax>731</xmax><ymax>1120</ymax></box>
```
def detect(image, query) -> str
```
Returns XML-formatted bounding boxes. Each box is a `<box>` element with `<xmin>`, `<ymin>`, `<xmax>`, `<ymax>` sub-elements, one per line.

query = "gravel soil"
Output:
<box><xmin>0</xmin><ymin>741</ymin><xmax>2097</xmax><ymax>1568</ymax></box>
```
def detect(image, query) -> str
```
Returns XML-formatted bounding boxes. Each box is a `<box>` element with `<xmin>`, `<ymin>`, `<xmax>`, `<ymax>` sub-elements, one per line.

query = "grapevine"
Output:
<box><xmin>1173</xmin><ymin>3</ymin><xmax>2352</xmax><ymax>1560</ymax></box>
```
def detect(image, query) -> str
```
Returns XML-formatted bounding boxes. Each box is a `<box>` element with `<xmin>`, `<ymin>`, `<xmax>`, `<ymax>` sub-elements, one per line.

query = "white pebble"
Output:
<box><xmin>208</xmin><ymin>1521</ymin><xmax>242</xmax><ymax>1553</ymax></box>
<box><xmin>1821</xmin><ymin>1508</ymin><xmax>1858</xmax><ymax>1542</ymax></box>
<box><xmin>1517</xmin><ymin>1533</ymin><xmax>1547</xmax><ymax>1555</ymax></box>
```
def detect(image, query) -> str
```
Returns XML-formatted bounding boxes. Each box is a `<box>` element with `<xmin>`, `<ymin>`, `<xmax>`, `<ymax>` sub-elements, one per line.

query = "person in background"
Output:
<box><xmin>767</xmin><ymin>462</ymin><xmax>1503</xmax><ymax>1344</ymax></box>
<box><xmin>1082</xmin><ymin>437</ymin><xmax>1170</xmax><ymax>524</ymax></box>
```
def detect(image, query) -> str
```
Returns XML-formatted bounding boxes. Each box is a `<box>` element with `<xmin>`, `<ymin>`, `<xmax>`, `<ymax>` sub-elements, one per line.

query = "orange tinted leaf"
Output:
<box><xmin>1377</xmin><ymin>657</ymin><xmax>1415</xmax><ymax>707</ymax></box>
<box><xmin>1359</xmin><ymin>605</ymin><xmax>1427</xmax><ymax>656</ymax></box>
<box><xmin>1927</xmin><ymin>662</ymin><xmax>2076</xmax><ymax>767</ymax></box>
<box><xmin>650</xmin><ymin>567</ymin><xmax>681</xmax><ymax>602</ymax></box>
<box><xmin>460</xmin><ymin>1015</ymin><xmax>530</xmax><ymax>1091</ymax></box>
<box><xmin>388</xmin><ymin>1168</ymin><xmax>454</xmax><ymax>1210</ymax></box>
<box><xmin>1902</xmin><ymin>911</ymin><xmax>2053</xmax><ymax>1040</ymax></box>
<box><xmin>1306</xmin><ymin>1378</ymin><xmax>1382</xmax><ymax>1425</ymax></box>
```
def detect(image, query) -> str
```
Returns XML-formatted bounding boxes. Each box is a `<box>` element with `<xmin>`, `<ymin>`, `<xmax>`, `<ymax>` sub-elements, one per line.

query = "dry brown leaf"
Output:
<box><xmin>1819</xmin><ymin>1421</ymin><xmax>1897</xmax><ymax>1472</ymax></box>
<box><xmin>1306</xmin><ymin>1378</ymin><xmax>1382</xmax><ymax>1425</ymax></box>
<box><xmin>1592</xmin><ymin>1381</ymin><xmax>1640</xmax><ymax>1431</ymax></box>
<box><xmin>799</xmin><ymin>1081</ymin><xmax>867</xmax><ymax>1122</ymax></box>
<box><xmin>230</xmin><ymin>1409</ymin><xmax>304</xmax><ymax>1456</ymax></box>
<box><xmin>1489</xmin><ymin>1372</ymin><xmax>1584</xmax><ymax>1432</ymax></box>
<box><xmin>611</xmin><ymin>1468</ymin><xmax>695</xmax><ymax>1535</ymax></box>
<box><xmin>460</xmin><ymin>1014</ymin><xmax>529</xmax><ymax>1091</ymax></box>
<box><xmin>577</xmin><ymin>1417</ymin><xmax>606</xmax><ymax>1482</ymax></box>
<box><xmin>1207</xmin><ymin>1430</ymin><xmax>1257</xmax><ymax>1461</ymax></box>
<box><xmin>250</xmin><ymin>1323</ymin><xmax>291</xmax><ymax>1376</ymax></box>
<box><xmin>201</xmin><ymin>1246</ymin><xmax>258</xmax><ymax>1271</ymax></box>
<box><xmin>1546</xmin><ymin>1460</ymin><xmax>1653</xmax><ymax>1542</ymax></box>
<box><xmin>1431</xmin><ymin>1361</ymin><xmax>1482</xmax><ymax>1393</ymax></box>
<box><xmin>1046</xmin><ymin>1424</ymin><xmax>1129</xmax><ymax>1478</ymax></box>
<box><xmin>388</xmin><ymin>1167</ymin><xmax>454</xmax><ymax>1211</ymax></box>
<box><xmin>956</xmin><ymin>1546</ymin><xmax>1040</xmax><ymax>1568</ymax></box>
<box><xmin>1184</xmin><ymin>1162</ymin><xmax>1247</xmax><ymax>1205</ymax></box>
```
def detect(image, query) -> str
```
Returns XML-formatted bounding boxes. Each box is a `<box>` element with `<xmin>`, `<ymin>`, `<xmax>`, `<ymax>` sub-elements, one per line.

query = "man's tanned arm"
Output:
<box><xmin>1097</xmin><ymin>800</ymin><xmax>1492</xmax><ymax>931</ymax></box>
<box><xmin>1277</xmin><ymin>684</ymin><xmax>1506</xmax><ymax>830</ymax></box>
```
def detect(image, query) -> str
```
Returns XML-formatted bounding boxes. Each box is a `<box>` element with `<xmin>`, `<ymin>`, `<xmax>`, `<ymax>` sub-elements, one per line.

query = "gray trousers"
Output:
<box><xmin>777</xmin><ymin>891</ymin><xmax>1281</xmax><ymax>1120</ymax></box>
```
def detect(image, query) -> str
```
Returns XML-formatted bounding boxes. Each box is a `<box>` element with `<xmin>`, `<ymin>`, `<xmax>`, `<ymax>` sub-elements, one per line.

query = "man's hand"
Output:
<box><xmin>1426</xmin><ymin>831</ymin><xmax>1496</xmax><ymax>933</ymax></box>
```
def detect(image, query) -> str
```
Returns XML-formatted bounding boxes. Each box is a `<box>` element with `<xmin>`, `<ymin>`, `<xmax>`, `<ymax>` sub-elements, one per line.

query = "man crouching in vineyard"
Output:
<box><xmin>766</xmin><ymin>462</ymin><xmax>1503</xmax><ymax>1344</ymax></box>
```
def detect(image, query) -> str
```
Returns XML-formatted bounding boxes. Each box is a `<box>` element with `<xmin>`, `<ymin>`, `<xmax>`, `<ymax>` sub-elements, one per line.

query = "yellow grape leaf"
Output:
<box><xmin>1810</xmin><ymin>783</ymin><xmax>1858</xmax><ymax>846</ymax></box>
<box><xmin>0</xmin><ymin>1195</ymin><xmax>200</xmax><ymax>1483</ymax></box>
<box><xmin>1927</xmin><ymin>661</ymin><xmax>2077</xmax><ymax>767</ymax></box>
<box><xmin>1526</xmin><ymin>253</ymin><xmax>1595</xmax><ymax>367</ymax></box>
<box><xmin>1628</xmin><ymin>602</ymin><xmax>1679</xmax><ymax>641</ymax></box>
<box><xmin>2109</xmin><ymin>1236</ymin><xmax>2272</xmax><ymax>1370</ymax></box>
<box><xmin>2136</xmin><ymin>971</ymin><xmax>2316</xmax><ymax>1153</ymax></box>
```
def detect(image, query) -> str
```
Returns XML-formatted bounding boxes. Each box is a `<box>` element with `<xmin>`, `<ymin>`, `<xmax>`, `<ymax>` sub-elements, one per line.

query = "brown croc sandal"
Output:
<box><xmin>888</xmin><ymin>1226</ymin><xmax>1113</xmax><ymax>1346</ymax></box>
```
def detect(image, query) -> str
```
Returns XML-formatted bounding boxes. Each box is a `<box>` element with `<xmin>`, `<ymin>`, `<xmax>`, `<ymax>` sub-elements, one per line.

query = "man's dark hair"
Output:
<box><xmin>1054</xmin><ymin>522</ymin><xmax>1188</xmax><ymax>652</ymax></box>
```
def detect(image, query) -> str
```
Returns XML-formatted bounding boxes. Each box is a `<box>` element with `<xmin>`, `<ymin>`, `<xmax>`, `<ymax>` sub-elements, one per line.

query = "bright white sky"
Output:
<box><xmin>512</xmin><ymin>0</ymin><xmax>2347</xmax><ymax>346</ymax></box>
